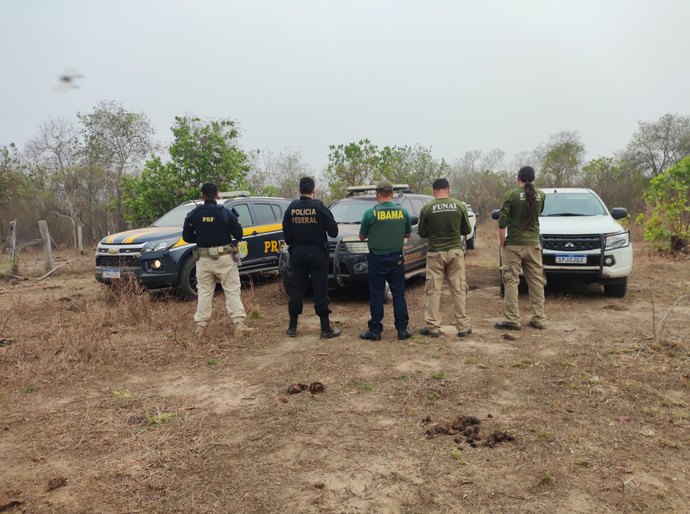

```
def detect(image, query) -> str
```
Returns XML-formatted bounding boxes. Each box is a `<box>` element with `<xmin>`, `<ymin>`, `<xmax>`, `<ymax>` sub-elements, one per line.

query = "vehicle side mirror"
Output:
<box><xmin>491</xmin><ymin>209</ymin><xmax>500</xmax><ymax>220</ymax></box>
<box><xmin>610</xmin><ymin>208</ymin><xmax>628</xmax><ymax>220</ymax></box>
<box><xmin>410</xmin><ymin>216</ymin><xmax>419</xmax><ymax>226</ymax></box>
<box><xmin>231</xmin><ymin>207</ymin><xmax>240</xmax><ymax>218</ymax></box>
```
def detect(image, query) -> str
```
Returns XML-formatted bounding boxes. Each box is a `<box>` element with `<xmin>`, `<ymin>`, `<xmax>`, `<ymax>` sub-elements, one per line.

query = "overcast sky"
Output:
<box><xmin>2</xmin><ymin>0</ymin><xmax>689</xmax><ymax>171</ymax></box>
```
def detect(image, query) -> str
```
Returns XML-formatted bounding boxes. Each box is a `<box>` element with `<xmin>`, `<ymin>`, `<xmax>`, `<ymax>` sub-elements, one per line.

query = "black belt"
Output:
<box><xmin>369</xmin><ymin>250</ymin><xmax>402</xmax><ymax>257</ymax></box>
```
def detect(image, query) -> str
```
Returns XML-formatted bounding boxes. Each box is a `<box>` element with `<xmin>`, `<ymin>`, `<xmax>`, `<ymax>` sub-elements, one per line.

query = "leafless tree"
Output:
<box><xmin>623</xmin><ymin>113</ymin><xmax>690</xmax><ymax>177</ymax></box>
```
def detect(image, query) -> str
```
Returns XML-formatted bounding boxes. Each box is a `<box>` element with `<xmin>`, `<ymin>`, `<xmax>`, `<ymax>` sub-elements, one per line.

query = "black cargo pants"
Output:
<box><xmin>288</xmin><ymin>244</ymin><xmax>330</xmax><ymax>317</ymax></box>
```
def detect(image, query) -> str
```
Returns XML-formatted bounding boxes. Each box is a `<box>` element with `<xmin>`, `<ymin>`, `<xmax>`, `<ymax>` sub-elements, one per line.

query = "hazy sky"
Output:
<box><xmin>2</xmin><ymin>0</ymin><xmax>689</xmax><ymax>171</ymax></box>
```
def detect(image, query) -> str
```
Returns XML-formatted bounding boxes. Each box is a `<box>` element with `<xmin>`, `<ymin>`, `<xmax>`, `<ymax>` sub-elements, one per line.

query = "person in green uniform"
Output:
<box><xmin>358</xmin><ymin>180</ymin><xmax>413</xmax><ymax>341</ymax></box>
<box><xmin>418</xmin><ymin>178</ymin><xmax>473</xmax><ymax>337</ymax></box>
<box><xmin>496</xmin><ymin>166</ymin><xmax>547</xmax><ymax>330</ymax></box>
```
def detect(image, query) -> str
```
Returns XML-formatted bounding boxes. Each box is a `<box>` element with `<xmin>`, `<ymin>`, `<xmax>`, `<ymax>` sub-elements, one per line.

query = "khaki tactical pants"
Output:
<box><xmin>424</xmin><ymin>249</ymin><xmax>470</xmax><ymax>332</ymax></box>
<box><xmin>501</xmin><ymin>245</ymin><xmax>546</xmax><ymax>326</ymax></box>
<box><xmin>194</xmin><ymin>253</ymin><xmax>246</xmax><ymax>326</ymax></box>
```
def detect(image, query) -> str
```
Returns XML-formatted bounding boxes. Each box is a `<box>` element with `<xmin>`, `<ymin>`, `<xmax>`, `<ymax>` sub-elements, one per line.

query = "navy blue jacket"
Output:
<box><xmin>282</xmin><ymin>196</ymin><xmax>338</xmax><ymax>247</ymax></box>
<box><xmin>183</xmin><ymin>200</ymin><xmax>243</xmax><ymax>248</ymax></box>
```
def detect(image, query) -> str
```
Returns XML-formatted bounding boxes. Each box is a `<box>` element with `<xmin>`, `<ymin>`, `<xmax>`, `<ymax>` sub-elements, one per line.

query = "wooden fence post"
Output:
<box><xmin>9</xmin><ymin>220</ymin><xmax>18</xmax><ymax>275</ymax></box>
<box><xmin>77</xmin><ymin>225</ymin><xmax>84</xmax><ymax>255</ymax></box>
<box><xmin>38</xmin><ymin>220</ymin><xmax>54</xmax><ymax>273</ymax></box>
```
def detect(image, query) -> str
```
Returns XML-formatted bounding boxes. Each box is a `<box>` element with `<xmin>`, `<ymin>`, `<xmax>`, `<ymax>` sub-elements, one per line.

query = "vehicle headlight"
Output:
<box><xmin>141</xmin><ymin>238</ymin><xmax>180</xmax><ymax>254</ymax></box>
<box><xmin>605</xmin><ymin>231</ymin><xmax>630</xmax><ymax>250</ymax></box>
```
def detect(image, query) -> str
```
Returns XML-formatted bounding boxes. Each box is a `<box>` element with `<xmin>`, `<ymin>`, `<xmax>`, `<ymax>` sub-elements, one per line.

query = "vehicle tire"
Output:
<box><xmin>604</xmin><ymin>277</ymin><xmax>628</xmax><ymax>298</ymax></box>
<box><xmin>466</xmin><ymin>229</ymin><xmax>476</xmax><ymax>250</ymax></box>
<box><xmin>176</xmin><ymin>257</ymin><xmax>198</xmax><ymax>299</ymax></box>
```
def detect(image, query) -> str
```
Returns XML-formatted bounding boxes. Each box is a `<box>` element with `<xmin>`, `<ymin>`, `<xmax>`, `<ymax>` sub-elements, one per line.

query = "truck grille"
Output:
<box><xmin>542</xmin><ymin>235</ymin><xmax>601</xmax><ymax>251</ymax></box>
<box><xmin>97</xmin><ymin>255</ymin><xmax>140</xmax><ymax>267</ymax></box>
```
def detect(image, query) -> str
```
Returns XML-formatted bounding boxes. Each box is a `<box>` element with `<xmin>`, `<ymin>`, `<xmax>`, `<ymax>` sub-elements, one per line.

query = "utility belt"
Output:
<box><xmin>197</xmin><ymin>244</ymin><xmax>236</xmax><ymax>259</ymax></box>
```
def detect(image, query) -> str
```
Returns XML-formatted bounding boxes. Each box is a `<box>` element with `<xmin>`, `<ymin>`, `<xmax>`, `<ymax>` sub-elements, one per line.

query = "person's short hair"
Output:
<box><xmin>299</xmin><ymin>176</ymin><xmax>315</xmax><ymax>195</ymax></box>
<box><xmin>201</xmin><ymin>182</ymin><xmax>218</xmax><ymax>199</ymax></box>
<box><xmin>517</xmin><ymin>166</ymin><xmax>535</xmax><ymax>183</ymax></box>
<box><xmin>376</xmin><ymin>179</ymin><xmax>394</xmax><ymax>193</ymax></box>
<box><xmin>432</xmin><ymin>178</ymin><xmax>450</xmax><ymax>190</ymax></box>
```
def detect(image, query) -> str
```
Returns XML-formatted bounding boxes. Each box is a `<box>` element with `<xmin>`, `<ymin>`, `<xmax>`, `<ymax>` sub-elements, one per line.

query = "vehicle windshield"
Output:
<box><xmin>330</xmin><ymin>199</ymin><xmax>381</xmax><ymax>223</ymax></box>
<box><xmin>152</xmin><ymin>203</ymin><xmax>200</xmax><ymax>226</ymax></box>
<box><xmin>541</xmin><ymin>193</ymin><xmax>608</xmax><ymax>217</ymax></box>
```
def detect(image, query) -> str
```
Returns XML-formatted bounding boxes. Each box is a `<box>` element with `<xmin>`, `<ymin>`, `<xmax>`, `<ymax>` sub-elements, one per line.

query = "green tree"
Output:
<box><xmin>0</xmin><ymin>144</ymin><xmax>33</xmax><ymax>243</ymax></box>
<box><xmin>123</xmin><ymin>116</ymin><xmax>249</xmax><ymax>226</ymax></box>
<box><xmin>379</xmin><ymin>144</ymin><xmax>449</xmax><ymax>194</ymax></box>
<box><xmin>0</xmin><ymin>144</ymin><xmax>25</xmax><ymax>205</ymax></box>
<box><xmin>325</xmin><ymin>139</ymin><xmax>382</xmax><ymax>198</ymax></box>
<box><xmin>78</xmin><ymin>101</ymin><xmax>155</xmax><ymax>232</ymax></box>
<box><xmin>624</xmin><ymin>113</ymin><xmax>690</xmax><ymax>177</ymax></box>
<box><xmin>537</xmin><ymin>131</ymin><xmax>585</xmax><ymax>187</ymax></box>
<box><xmin>639</xmin><ymin>156</ymin><xmax>690</xmax><ymax>253</ymax></box>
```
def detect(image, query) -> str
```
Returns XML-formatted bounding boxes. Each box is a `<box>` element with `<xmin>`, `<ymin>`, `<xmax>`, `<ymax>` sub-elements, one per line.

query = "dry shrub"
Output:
<box><xmin>103</xmin><ymin>276</ymin><xmax>152</xmax><ymax>324</ymax></box>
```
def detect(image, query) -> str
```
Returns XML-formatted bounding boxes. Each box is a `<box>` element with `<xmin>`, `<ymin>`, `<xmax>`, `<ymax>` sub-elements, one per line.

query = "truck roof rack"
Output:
<box><xmin>218</xmin><ymin>191</ymin><xmax>251</xmax><ymax>198</ymax></box>
<box><xmin>345</xmin><ymin>184</ymin><xmax>411</xmax><ymax>197</ymax></box>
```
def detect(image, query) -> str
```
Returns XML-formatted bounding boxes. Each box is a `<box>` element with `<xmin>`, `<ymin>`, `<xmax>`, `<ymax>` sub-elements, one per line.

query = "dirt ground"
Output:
<box><xmin>1</xmin><ymin>234</ymin><xmax>689</xmax><ymax>513</ymax></box>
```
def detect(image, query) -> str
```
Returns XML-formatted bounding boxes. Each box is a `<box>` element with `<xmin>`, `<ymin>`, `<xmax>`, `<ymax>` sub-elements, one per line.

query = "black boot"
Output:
<box><xmin>286</xmin><ymin>315</ymin><xmax>298</xmax><ymax>337</ymax></box>
<box><xmin>319</xmin><ymin>315</ymin><xmax>341</xmax><ymax>339</ymax></box>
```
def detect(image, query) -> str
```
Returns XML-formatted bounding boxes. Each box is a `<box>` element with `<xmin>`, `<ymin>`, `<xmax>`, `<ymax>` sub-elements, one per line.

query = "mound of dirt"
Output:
<box><xmin>424</xmin><ymin>415</ymin><xmax>514</xmax><ymax>448</ymax></box>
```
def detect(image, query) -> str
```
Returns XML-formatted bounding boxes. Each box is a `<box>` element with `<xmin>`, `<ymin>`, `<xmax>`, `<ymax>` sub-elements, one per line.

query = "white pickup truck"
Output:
<box><xmin>493</xmin><ymin>188</ymin><xmax>633</xmax><ymax>297</ymax></box>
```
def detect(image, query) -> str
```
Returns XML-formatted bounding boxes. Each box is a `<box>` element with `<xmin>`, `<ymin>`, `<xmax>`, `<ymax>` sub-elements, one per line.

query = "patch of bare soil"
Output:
<box><xmin>1</xmin><ymin>237</ymin><xmax>689</xmax><ymax>513</ymax></box>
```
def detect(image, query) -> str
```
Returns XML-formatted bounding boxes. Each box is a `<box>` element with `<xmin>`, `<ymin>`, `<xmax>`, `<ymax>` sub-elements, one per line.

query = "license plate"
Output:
<box><xmin>102</xmin><ymin>268</ymin><xmax>121</xmax><ymax>279</ymax></box>
<box><xmin>555</xmin><ymin>254</ymin><xmax>587</xmax><ymax>264</ymax></box>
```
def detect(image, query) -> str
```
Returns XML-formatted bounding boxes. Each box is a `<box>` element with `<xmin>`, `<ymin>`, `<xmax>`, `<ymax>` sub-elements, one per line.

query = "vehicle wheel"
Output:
<box><xmin>176</xmin><ymin>257</ymin><xmax>198</xmax><ymax>299</ymax></box>
<box><xmin>604</xmin><ymin>277</ymin><xmax>627</xmax><ymax>298</ymax></box>
<box><xmin>466</xmin><ymin>229</ymin><xmax>476</xmax><ymax>250</ymax></box>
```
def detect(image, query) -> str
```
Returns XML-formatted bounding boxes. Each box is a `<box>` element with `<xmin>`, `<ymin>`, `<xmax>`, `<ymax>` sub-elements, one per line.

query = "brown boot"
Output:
<box><xmin>235</xmin><ymin>321</ymin><xmax>254</xmax><ymax>336</ymax></box>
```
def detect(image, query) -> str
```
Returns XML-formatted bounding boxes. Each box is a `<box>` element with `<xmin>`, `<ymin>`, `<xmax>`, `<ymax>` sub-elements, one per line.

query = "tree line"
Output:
<box><xmin>1</xmin><ymin>103</ymin><xmax>688</xmax><ymax>253</ymax></box>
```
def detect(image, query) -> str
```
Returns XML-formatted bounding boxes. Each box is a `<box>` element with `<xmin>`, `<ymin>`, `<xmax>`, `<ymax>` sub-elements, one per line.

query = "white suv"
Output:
<box><xmin>493</xmin><ymin>188</ymin><xmax>633</xmax><ymax>297</ymax></box>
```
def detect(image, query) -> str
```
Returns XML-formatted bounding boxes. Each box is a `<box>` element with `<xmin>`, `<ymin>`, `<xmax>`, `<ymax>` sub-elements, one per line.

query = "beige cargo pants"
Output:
<box><xmin>423</xmin><ymin>249</ymin><xmax>471</xmax><ymax>332</ymax></box>
<box><xmin>194</xmin><ymin>253</ymin><xmax>246</xmax><ymax>326</ymax></box>
<box><xmin>501</xmin><ymin>245</ymin><xmax>546</xmax><ymax>326</ymax></box>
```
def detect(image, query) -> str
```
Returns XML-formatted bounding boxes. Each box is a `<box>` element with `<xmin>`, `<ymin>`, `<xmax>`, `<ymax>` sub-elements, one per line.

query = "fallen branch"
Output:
<box><xmin>38</xmin><ymin>261</ymin><xmax>70</xmax><ymax>281</ymax></box>
<box><xmin>655</xmin><ymin>293</ymin><xmax>688</xmax><ymax>341</ymax></box>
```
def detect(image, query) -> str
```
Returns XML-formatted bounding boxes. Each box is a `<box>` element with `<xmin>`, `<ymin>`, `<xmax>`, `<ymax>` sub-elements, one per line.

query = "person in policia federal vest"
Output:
<box><xmin>358</xmin><ymin>180</ymin><xmax>413</xmax><ymax>341</ymax></box>
<box><xmin>417</xmin><ymin>178</ymin><xmax>473</xmax><ymax>338</ymax></box>
<box><xmin>495</xmin><ymin>166</ymin><xmax>547</xmax><ymax>330</ymax></box>
<box><xmin>182</xmin><ymin>182</ymin><xmax>254</xmax><ymax>338</ymax></box>
<box><xmin>282</xmin><ymin>176</ymin><xmax>340</xmax><ymax>339</ymax></box>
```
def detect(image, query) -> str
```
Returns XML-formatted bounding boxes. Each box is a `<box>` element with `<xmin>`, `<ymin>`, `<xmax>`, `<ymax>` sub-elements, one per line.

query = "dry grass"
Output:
<box><xmin>1</xmin><ymin>243</ymin><xmax>689</xmax><ymax>513</ymax></box>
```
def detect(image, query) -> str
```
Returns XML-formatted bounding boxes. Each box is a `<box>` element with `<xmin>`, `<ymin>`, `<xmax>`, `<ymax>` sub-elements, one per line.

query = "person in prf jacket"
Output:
<box><xmin>182</xmin><ymin>182</ymin><xmax>254</xmax><ymax>338</ymax></box>
<box><xmin>282</xmin><ymin>176</ymin><xmax>340</xmax><ymax>339</ymax></box>
<box><xmin>417</xmin><ymin>178</ymin><xmax>473</xmax><ymax>338</ymax></box>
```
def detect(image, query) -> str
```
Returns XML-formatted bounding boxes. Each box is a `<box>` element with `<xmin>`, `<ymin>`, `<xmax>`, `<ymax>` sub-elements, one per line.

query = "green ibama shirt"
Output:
<box><xmin>418</xmin><ymin>197</ymin><xmax>471</xmax><ymax>252</ymax></box>
<box><xmin>498</xmin><ymin>187</ymin><xmax>546</xmax><ymax>246</ymax></box>
<box><xmin>359</xmin><ymin>201</ymin><xmax>411</xmax><ymax>255</ymax></box>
